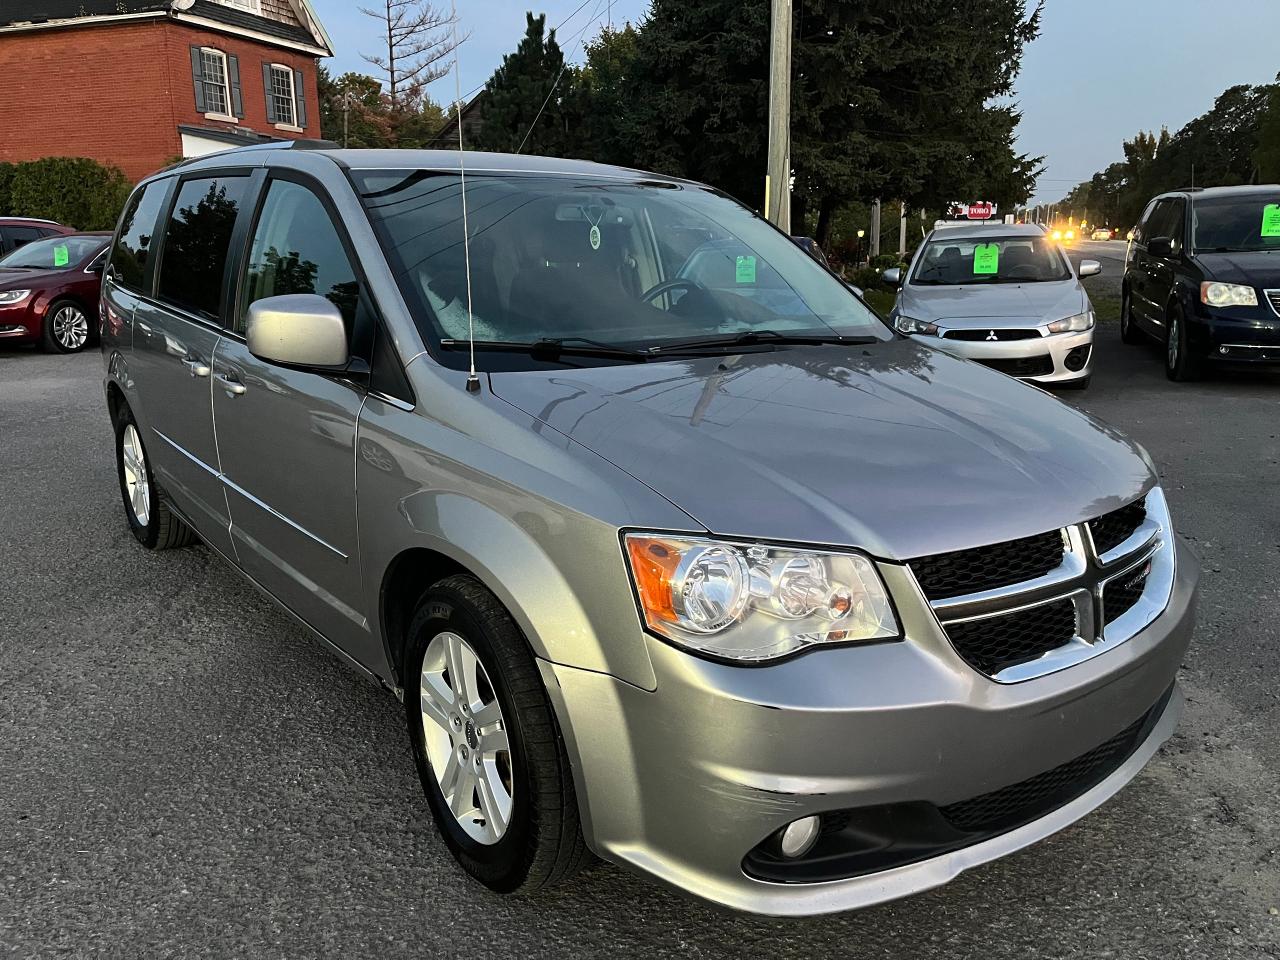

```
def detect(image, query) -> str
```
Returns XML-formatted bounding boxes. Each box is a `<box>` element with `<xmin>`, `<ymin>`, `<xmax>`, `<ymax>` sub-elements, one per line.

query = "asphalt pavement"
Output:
<box><xmin>2</xmin><ymin>331</ymin><xmax>1278</xmax><ymax>959</ymax></box>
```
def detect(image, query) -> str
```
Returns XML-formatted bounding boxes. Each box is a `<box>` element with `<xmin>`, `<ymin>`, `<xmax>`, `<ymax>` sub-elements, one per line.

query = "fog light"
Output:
<box><xmin>777</xmin><ymin>816</ymin><xmax>821</xmax><ymax>859</ymax></box>
<box><xmin>1064</xmin><ymin>345</ymin><xmax>1090</xmax><ymax>371</ymax></box>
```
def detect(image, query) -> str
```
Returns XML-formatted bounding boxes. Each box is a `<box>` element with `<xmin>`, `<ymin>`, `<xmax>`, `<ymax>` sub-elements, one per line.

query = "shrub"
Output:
<box><xmin>5</xmin><ymin>157</ymin><xmax>133</xmax><ymax>231</ymax></box>
<box><xmin>0</xmin><ymin>162</ymin><xmax>14</xmax><ymax>216</ymax></box>
<box><xmin>869</xmin><ymin>252</ymin><xmax>903</xmax><ymax>271</ymax></box>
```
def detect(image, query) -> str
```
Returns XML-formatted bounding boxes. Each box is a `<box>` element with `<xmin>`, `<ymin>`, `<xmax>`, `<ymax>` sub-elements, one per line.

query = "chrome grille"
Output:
<box><xmin>1265</xmin><ymin>289</ymin><xmax>1280</xmax><ymax>317</ymax></box>
<box><xmin>912</xmin><ymin>489</ymin><xmax>1174</xmax><ymax>682</ymax></box>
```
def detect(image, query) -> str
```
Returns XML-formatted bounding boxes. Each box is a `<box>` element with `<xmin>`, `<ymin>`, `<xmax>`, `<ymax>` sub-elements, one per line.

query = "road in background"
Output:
<box><xmin>2</xmin><ymin>344</ymin><xmax>1277</xmax><ymax>959</ymax></box>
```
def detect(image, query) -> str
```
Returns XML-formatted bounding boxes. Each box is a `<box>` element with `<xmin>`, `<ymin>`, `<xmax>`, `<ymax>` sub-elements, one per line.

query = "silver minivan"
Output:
<box><xmin>101</xmin><ymin>144</ymin><xmax>1197</xmax><ymax>916</ymax></box>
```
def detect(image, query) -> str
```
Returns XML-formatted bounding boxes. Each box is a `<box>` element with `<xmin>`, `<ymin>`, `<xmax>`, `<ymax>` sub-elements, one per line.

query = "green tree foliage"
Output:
<box><xmin>472</xmin><ymin>13</ymin><xmax>573</xmax><ymax>156</ymax></box>
<box><xmin>316</xmin><ymin>65</ymin><xmax>445</xmax><ymax>147</ymax></box>
<box><xmin>4</xmin><ymin>157</ymin><xmax>131</xmax><ymax>230</ymax></box>
<box><xmin>1062</xmin><ymin>81</ymin><xmax>1278</xmax><ymax>227</ymax></box>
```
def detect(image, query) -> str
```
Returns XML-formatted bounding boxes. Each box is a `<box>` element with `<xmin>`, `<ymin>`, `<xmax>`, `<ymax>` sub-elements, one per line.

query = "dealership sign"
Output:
<box><xmin>946</xmin><ymin>201</ymin><xmax>998</xmax><ymax>220</ymax></box>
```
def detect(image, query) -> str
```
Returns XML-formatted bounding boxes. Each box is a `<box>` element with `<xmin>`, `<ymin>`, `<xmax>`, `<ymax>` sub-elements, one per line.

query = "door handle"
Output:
<box><xmin>182</xmin><ymin>357</ymin><xmax>211</xmax><ymax>378</ymax></box>
<box><xmin>217</xmin><ymin>371</ymin><xmax>246</xmax><ymax>397</ymax></box>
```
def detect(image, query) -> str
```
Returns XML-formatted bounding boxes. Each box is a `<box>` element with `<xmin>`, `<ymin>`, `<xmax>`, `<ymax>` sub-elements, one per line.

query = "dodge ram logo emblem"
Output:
<box><xmin>986</xmin><ymin>330</ymin><xmax>998</xmax><ymax>341</ymax></box>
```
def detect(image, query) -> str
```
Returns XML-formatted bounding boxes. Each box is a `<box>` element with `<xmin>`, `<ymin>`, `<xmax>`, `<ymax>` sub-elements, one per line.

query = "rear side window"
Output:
<box><xmin>238</xmin><ymin>179</ymin><xmax>361</xmax><ymax>334</ymax></box>
<box><xmin>111</xmin><ymin>181</ymin><xmax>171</xmax><ymax>292</ymax></box>
<box><xmin>157</xmin><ymin>176</ymin><xmax>248</xmax><ymax>320</ymax></box>
<box><xmin>4</xmin><ymin>225</ymin><xmax>43</xmax><ymax>250</ymax></box>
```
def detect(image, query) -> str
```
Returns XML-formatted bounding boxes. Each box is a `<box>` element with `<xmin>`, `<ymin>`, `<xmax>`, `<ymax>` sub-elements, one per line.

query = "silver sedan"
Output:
<box><xmin>886</xmin><ymin>223</ymin><xmax>1100</xmax><ymax>388</ymax></box>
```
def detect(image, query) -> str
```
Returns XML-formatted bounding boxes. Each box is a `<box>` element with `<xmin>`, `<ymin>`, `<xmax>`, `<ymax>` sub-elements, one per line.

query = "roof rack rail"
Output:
<box><xmin>165</xmin><ymin>138</ymin><xmax>342</xmax><ymax>171</ymax></box>
<box><xmin>1173</xmin><ymin>186</ymin><xmax>1205</xmax><ymax>192</ymax></box>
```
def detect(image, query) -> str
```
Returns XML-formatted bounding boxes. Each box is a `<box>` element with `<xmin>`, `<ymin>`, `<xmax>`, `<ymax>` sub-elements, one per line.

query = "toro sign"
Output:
<box><xmin>966</xmin><ymin>201</ymin><xmax>994</xmax><ymax>220</ymax></box>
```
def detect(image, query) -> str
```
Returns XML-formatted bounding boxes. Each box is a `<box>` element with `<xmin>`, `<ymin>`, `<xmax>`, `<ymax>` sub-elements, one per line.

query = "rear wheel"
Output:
<box><xmin>41</xmin><ymin>300</ymin><xmax>91</xmax><ymax>353</ymax></box>
<box><xmin>1119</xmin><ymin>288</ymin><xmax>1144</xmax><ymax>344</ymax></box>
<box><xmin>114</xmin><ymin>406</ymin><xmax>197</xmax><ymax>549</ymax></box>
<box><xmin>1165</xmin><ymin>303</ymin><xmax>1204</xmax><ymax>382</ymax></box>
<box><xmin>405</xmin><ymin>575</ymin><xmax>590</xmax><ymax>893</ymax></box>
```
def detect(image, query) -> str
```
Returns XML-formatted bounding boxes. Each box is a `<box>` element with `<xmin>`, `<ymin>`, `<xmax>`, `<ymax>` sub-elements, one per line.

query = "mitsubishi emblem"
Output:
<box><xmin>986</xmin><ymin>330</ymin><xmax>999</xmax><ymax>341</ymax></box>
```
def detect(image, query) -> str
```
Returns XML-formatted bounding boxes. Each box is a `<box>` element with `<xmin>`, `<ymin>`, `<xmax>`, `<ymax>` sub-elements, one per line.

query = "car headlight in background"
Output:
<box><xmin>623</xmin><ymin>534</ymin><xmax>900</xmax><ymax>662</ymax></box>
<box><xmin>1065</xmin><ymin>229</ymin><xmax>1075</xmax><ymax>241</ymax></box>
<box><xmin>894</xmin><ymin>314</ymin><xmax>939</xmax><ymax>335</ymax></box>
<box><xmin>1200</xmin><ymin>281</ymin><xmax>1257</xmax><ymax>307</ymax></box>
<box><xmin>1051</xmin><ymin>229</ymin><xmax>1063</xmax><ymax>241</ymax></box>
<box><xmin>0</xmin><ymin>289</ymin><xmax>31</xmax><ymax>304</ymax></box>
<box><xmin>1048</xmin><ymin>310</ymin><xmax>1094</xmax><ymax>333</ymax></box>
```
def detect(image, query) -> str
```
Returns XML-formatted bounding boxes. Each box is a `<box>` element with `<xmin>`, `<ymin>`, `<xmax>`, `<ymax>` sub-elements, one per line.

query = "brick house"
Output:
<box><xmin>0</xmin><ymin>0</ymin><xmax>333</xmax><ymax>183</ymax></box>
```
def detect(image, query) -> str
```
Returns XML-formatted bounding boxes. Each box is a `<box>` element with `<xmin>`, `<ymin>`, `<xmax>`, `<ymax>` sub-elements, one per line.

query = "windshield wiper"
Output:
<box><xmin>439</xmin><ymin>337</ymin><xmax>651</xmax><ymax>363</ymax></box>
<box><xmin>648</xmin><ymin>330</ymin><xmax>879</xmax><ymax>355</ymax></box>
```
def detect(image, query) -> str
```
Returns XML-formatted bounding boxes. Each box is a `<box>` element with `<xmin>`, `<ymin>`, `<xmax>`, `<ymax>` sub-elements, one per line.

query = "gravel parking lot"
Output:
<box><xmin>2</xmin><ymin>326</ymin><xmax>1278</xmax><ymax>958</ymax></box>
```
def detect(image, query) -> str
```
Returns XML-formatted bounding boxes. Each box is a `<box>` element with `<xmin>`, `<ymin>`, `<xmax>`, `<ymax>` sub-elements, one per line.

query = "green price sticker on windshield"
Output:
<box><xmin>973</xmin><ymin>242</ymin><xmax>1000</xmax><ymax>275</ymax></box>
<box><xmin>736</xmin><ymin>255</ymin><xmax>757</xmax><ymax>284</ymax></box>
<box><xmin>53</xmin><ymin>244</ymin><xmax>69</xmax><ymax>267</ymax></box>
<box><xmin>1262</xmin><ymin>204</ymin><xmax>1280</xmax><ymax>237</ymax></box>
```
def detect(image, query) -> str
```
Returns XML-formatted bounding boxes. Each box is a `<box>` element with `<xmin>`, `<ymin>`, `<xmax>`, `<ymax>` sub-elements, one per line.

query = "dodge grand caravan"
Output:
<box><xmin>101</xmin><ymin>143</ymin><xmax>1198</xmax><ymax>916</ymax></box>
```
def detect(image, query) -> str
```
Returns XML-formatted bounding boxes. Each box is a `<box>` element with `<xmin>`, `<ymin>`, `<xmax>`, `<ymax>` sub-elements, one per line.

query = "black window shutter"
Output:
<box><xmin>293</xmin><ymin>69</ymin><xmax>307</xmax><ymax>129</ymax></box>
<box><xmin>263</xmin><ymin>63</ymin><xmax>278</xmax><ymax>123</ymax></box>
<box><xmin>227</xmin><ymin>54</ymin><xmax>244</xmax><ymax>118</ymax></box>
<box><xmin>190</xmin><ymin>46</ymin><xmax>207</xmax><ymax>112</ymax></box>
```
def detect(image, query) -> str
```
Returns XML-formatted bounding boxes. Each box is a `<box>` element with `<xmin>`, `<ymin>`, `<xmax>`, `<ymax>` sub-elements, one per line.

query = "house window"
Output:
<box><xmin>219</xmin><ymin>0</ymin><xmax>261</xmax><ymax>10</ymax></box>
<box><xmin>201</xmin><ymin>48</ymin><xmax>231</xmax><ymax>116</ymax></box>
<box><xmin>269</xmin><ymin>65</ymin><xmax>296</xmax><ymax>127</ymax></box>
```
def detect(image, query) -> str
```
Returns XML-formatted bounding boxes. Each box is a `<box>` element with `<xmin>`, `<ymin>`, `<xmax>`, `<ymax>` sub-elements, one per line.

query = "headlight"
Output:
<box><xmin>1051</xmin><ymin>229</ymin><xmax>1062</xmax><ymax>241</ymax></box>
<box><xmin>623</xmin><ymin>534</ymin><xmax>900</xmax><ymax>661</ymax></box>
<box><xmin>1200</xmin><ymin>281</ymin><xmax>1257</xmax><ymax>307</ymax></box>
<box><xmin>0</xmin><ymin>289</ymin><xmax>31</xmax><ymax>304</ymax></box>
<box><xmin>894</xmin><ymin>314</ymin><xmax>938</xmax><ymax>335</ymax></box>
<box><xmin>1048</xmin><ymin>311</ymin><xmax>1094</xmax><ymax>333</ymax></box>
<box><xmin>1065</xmin><ymin>230</ymin><xmax>1075</xmax><ymax>240</ymax></box>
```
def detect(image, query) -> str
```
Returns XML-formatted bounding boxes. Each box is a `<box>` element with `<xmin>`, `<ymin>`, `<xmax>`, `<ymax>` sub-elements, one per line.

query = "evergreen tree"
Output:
<box><xmin>473</xmin><ymin>13</ymin><xmax>572</xmax><ymax>157</ymax></box>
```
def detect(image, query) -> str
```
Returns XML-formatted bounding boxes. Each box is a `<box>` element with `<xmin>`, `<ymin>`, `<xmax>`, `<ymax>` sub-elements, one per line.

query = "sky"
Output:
<box><xmin>312</xmin><ymin>0</ymin><xmax>1280</xmax><ymax>205</ymax></box>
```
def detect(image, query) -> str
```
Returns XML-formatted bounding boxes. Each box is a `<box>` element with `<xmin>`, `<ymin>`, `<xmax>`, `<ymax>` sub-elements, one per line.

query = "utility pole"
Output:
<box><xmin>765</xmin><ymin>0</ymin><xmax>792</xmax><ymax>232</ymax></box>
<box><xmin>870</xmin><ymin>199</ymin><xmax>881</xmax><ymax>258</ymax></box>
<box><xmin>898</xmin><ymin>201</ymin><xmax>907</xmax><ymax>256</ymax></box>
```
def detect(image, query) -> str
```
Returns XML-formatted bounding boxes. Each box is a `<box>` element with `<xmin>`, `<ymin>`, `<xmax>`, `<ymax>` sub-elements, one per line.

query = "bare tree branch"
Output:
<box><xmin>360</xmin><ymin>0</ymin><xmax>460</xmax><ymax>105</ymax></box>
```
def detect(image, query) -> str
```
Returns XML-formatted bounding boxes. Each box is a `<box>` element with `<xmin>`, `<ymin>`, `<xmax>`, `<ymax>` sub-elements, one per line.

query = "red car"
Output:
<box><xmin>0</xmin><ymin>232</ymin><xmax>111</xmax><ymax>353</ymax></box>
<box><xmin>0</xmin><ymin>217</ymin><xmax>74</xmax><ymax>254</ymax></box>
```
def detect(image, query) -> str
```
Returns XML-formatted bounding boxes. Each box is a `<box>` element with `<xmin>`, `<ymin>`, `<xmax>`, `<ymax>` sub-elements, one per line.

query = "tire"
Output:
<box><xmin>1164</xmin><ymin>302</ymin><xmax>1204</xmax><ymax>382</ymax></box>
<box><xmin>1119</xmin><ymin>288</ymin><xmax>1144</xmax><ymax>344</ymax></box>
<box><xmin>41</xmin><ymin>299</ymin><xmax>91</xmax><ymax>353</ymax></box>
<box><xmin>405</xmin><ymin>574</ymin><xmax>590</xmax><ymax>894</ymax></box>
<box><xmin>114</xmin><ymin>406</ymin><xmax>197</xmax><ymax>549</ymax></box>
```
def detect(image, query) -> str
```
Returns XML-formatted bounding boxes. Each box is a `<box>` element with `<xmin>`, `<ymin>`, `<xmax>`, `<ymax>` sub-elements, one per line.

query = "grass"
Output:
<box><xmin>862</xmin><ymin>288</ymin><xmax>896</xmax><ymax>316</ymax></box>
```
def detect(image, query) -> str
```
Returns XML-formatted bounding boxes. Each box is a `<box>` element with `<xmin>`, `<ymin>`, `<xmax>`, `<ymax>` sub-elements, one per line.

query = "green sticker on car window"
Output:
<box><xmin>53</xmin><ymin>244</ymin><xmax>69</xmax><ymax>267</ymax></box>
<box><xmin>1262</xmin><ymin>204</ymin><xmax>1280</xmax><ymax>237</ymax></box>
<box><xmin>973</xmin><ymin>242</ymin><xmax>999</xmax><ymax>274</ymax></box>
<box><xmin>735</xmin><ymin>255</ymin><xmax>757</xmax><ymax>284</ymax></box>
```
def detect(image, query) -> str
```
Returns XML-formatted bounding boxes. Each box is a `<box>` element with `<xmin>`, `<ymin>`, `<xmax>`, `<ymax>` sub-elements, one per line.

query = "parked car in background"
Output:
<box><xmin>791</xmin><ymin>235</ymin><xmax>831</xmax><ymax>267</ymax></box>
<box><xmin>1121</xmin><ymin>185</ymin><xmax>1280</xmax><ymax>380</ymax></box>
<box><xmin>101</xmin><ymin>145</ymin><xmax>1195</xmax><ymax>916</ymax></box>
<box><xmin>0</xmin><ymin>232</ymin><xmax>110</xmax><ymax>352</ymax></box>
<box><xmin>0</xmin><ymin>217</ymin><xmax>73</xmax><ymax>254</ymax></box>
<box><xmin>1091</xmin><ymin>227</ymin><xmax>1115</xmax><ymax>241</ymax></box>
<box><xmin>885</xmin><ymin>222</ymin><xmax>1100</xmax><ymax>388</ymax></box>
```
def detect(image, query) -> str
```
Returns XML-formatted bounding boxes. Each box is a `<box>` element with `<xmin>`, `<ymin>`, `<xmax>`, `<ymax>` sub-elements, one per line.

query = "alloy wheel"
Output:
<box><xmin>419</xmin><ymin>631</ymin><xmax>513</xmax><ymax>845</ymax></box>
<box><xmin>1167</xmin><ymin>311</ymin><xmax>1179</xmax><ymax>368</ymax></box>
<box><xmin>120</xmin><ymin>424</ymin><xmax>151</xmax><ymax>527</ymax></box>
<box><xmin>52</xmin><ymin>305</ymin><xmax>88</xmax><ymax>351</ymax></box>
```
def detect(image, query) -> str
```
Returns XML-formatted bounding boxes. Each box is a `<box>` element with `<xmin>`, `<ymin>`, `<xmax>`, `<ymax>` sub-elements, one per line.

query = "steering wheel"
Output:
<box><xmin>639</xmin><ymin>278</ymin><xmax>703</xmax><ymax>304</ymax></box>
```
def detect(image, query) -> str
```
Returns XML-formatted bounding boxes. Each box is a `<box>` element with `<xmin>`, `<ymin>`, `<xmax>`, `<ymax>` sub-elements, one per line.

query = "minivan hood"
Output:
<box><xmin>0</xmin><ymin>266</ymin><xmax>61</xmax><ymax>288</ymax></box>
<box><xmin>1193</xmin><ymin>250</ymin><xmax>1280</xmax><ymax>287</ymax></box>
<box><xmin>490</xmin><ymin>341</ymin><xmax>1153</xmax><ymax>560</ymax></box>
<box><xmin>899</xmin><ymin>280</ymin><xmax>1083</xmax><ymax>326</ymax></box>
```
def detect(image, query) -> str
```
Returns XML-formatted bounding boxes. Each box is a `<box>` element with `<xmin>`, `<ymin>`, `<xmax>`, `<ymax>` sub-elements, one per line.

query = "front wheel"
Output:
<box><xmin>42</xmin><ymin>301</ymin><xmax>91</xmax><ymax>353</ymax></box>
<box><xmin>1165</xmin><ymin>303</ymin><xmax>1203</xmax><ymax>382</ymax></box>
<box><xmin>405</xmin><ymin>575</ymin><xmax>590</xmax><ymax>893</ymax></box>
<box><xmin>1119</xmin><ymin>288</ymin><xmax>1144</xmax><ymax>344</ymax></box>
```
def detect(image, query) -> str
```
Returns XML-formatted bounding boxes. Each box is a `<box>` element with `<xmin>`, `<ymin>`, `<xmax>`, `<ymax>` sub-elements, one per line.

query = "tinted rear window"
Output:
<box><xmin>157</xmin><ymin>176</ymin><xmax>248</xmax><ymax>319</ymax></box>
<box><xmin>1191</xmin><ymin>195</ymin><xmax>1280</xmax><ymax>253</ymax></box>
<box><xmin>111</xmin><ymin>181</ymin><xmax>170</xmax><ymax>292</ymax></box>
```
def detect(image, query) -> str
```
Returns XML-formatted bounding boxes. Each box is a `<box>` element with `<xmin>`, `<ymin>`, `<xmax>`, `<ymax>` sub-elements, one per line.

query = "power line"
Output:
<box><xmin>516</xmin><ymin>0</ymin><xmax>607</xmax><ymax>154</ymax></box>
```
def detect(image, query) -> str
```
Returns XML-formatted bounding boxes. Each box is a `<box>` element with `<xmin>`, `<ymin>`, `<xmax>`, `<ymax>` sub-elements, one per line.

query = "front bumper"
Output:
<box><xmin>1195</xmin><ymin>302</ymin><xmax>1280</xmax><ymax>362</ymax></box>
<box><xmin>542</xmin><ymin>540</ymin><xmax>1196</xmax><ymax>916</ymax></box>
<box><xmin>921</xmin><ymin>328</ymin><xmax>1093</xmax><ymax>384</ymax></box>
<box><xmin>0</xmin><ymin>300</ymin><xmax>38</xmax><ymax>343</ymax></box>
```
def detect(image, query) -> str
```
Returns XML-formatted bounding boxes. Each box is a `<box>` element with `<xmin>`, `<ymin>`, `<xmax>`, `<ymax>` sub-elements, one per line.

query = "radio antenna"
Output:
<box><xmin>450</xmin><ymin>0</ymin><xmax>480</xmax><ymax>393</ymax></box>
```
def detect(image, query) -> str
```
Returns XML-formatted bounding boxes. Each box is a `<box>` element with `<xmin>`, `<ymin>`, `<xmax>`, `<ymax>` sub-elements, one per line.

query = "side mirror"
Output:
<box><xmin>1078</xmin><ymin>259</ymin><xmax>1102</xmax><ymax>278</ymax></box>
<box><xmin>881</xmin><ymin>267</ymin><xmax>902</xmax><ymax>286</ymax></box>
<box><xmin>1147</xmin><ymin>237</ymin><xmax>1175</xmax><ymax>259</ymax></box>
<box><xmin>246</xmin><ymin>294</ymin><xmax>348</xmax><ymax>368</ymax></box>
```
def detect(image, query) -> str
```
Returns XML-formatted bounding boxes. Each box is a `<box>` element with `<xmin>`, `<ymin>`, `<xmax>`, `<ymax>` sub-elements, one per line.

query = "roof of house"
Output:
<box><xmin>0</xmin><ymin>0</ymin><xmax>330</xmax><ymax>54</ymax></box>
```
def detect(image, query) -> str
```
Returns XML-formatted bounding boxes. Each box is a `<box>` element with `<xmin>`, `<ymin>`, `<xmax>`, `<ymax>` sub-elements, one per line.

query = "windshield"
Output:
<box><xmin>0</xmin><ymin>235</ymin><xmax>102</xmax><ymax>270</ymax></box>
<box><xmin>1191</xmin><ymin>195</ymin><xmax>1280</xmax><ymax>253</ymax></box>
<box><xmin>910</xmin><ymin>234</ymin><xmax>1071</xmax><ymax>285</ymax></box>
<box><xmin>353</xmin><ymin>171</ymin><xmax>889</xmax><ymax>368</ymax></box>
